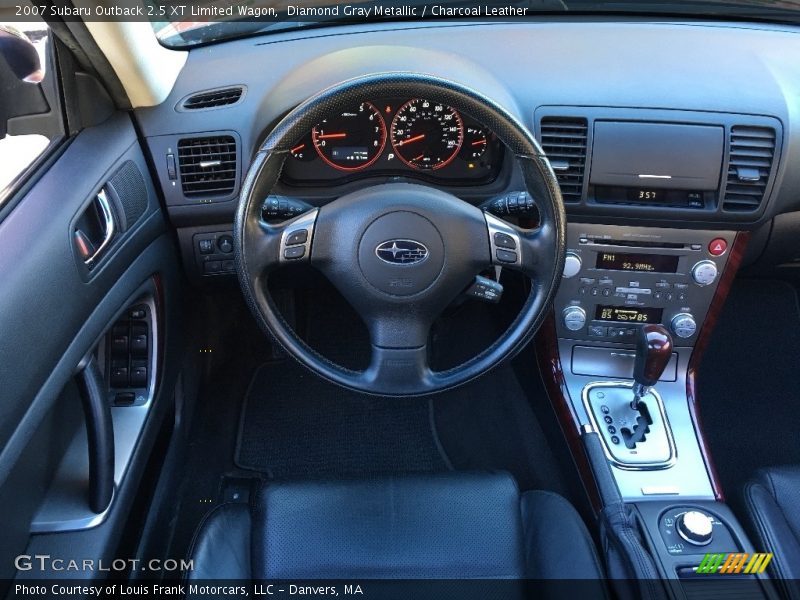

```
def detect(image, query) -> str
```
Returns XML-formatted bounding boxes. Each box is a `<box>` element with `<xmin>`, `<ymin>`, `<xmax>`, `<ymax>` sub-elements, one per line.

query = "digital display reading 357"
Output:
<box><xmin>596</xmin><ymin>306</ymin><xmax>664</xmax><ymax>324</ymax></box>
<box><xmin>596</xmin><ymin>252</ymin><xmax>679</xmax><ymax>273</ymax></box>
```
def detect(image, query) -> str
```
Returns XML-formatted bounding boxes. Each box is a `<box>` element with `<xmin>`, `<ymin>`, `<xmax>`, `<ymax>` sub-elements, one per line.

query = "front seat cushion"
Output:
<box><xmin>187</xmin><ymin>472</ymin><xmax>605</xmax><ymax>584</ymax></box>
<box><xmin>743</xmin><ymin>465</ymin><xmax>800</xmax><ymax>597</ymax></box>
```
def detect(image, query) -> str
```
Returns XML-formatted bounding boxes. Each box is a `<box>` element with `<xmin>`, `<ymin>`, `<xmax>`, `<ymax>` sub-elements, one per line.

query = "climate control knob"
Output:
<box><xmin>692</xmin><ymin>260</ymin><xmax>718</xmax><ymax>286</ymax></box>
<box><xmin>676</xmin><ymin>510</ymin><xmax>714</xmax><ymax>546</ymax></box>
<box><xmin>563</xmin><ymin>306</ymin><xmax>587</xmax><ymax>331</ymax></box>
<box><xmin>671</xmin><ymin>313</ymin><xmax>697</xmax><ymax>339</ymax></box>
<box><xmin>563</xmin><ymin>252</ymin><xmax>582</xmax><ymax>278</ymax></box>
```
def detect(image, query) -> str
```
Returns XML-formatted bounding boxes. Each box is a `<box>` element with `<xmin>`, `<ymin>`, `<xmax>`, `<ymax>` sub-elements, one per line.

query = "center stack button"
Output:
<box><xmin>563</xmin><ymin>306</ymin><xmax>587</xmax><ymax>331</ymax></box>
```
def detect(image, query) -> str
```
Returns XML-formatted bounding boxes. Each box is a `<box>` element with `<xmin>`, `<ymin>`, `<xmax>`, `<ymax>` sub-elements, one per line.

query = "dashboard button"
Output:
<box><xmin>691</xmin><ymin>260</ymin><xmax>718</xmax><ymax>286</ymax></box>
<box><xmin>217</xmin><ymin>235</ymin><xmax>233</xmax><ymax>254</ymax></box>
<box><xmin>563</xmin><ymin>252</ymin><xmax>582</xmax><ymax>278</ymax></box>
<box><xmin>198</xmin><ymin>239</ymin><xmax>214</xmax><ymax>254</ymax></box>
<box><xmin>204</xmin><ymin>261</ymin><xmax>222</xmax><ymax>274</ymax></box>
<box><xmin>588</xmin><ymin>325</ymin><xmax>608</xmax><ymax>337</ymax></box>
<box><xmin>708</xmin><ymin>238</ymin><xmax>728</xmax><ymax>256</ymax></box>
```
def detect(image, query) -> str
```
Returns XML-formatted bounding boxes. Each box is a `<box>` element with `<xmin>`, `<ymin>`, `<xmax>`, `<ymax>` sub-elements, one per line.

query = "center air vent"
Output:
<box><xmin>177</xmin><ymin>136</ymin><xmax>237</xmax><ymax>197</ymax></box>
<box><xmin>540</xmin><ymin>117</ymin><xmax>588</xmax><ymax>203</ymax></box>
<box><xmin>180</xmin><ymin>86</ymin><xmax>243</xmax><ymax>110</ymax></box>
<box><xmin>722</xmin><ymin>126</ymin><xmax>776</xmax><ymax>212</ymax></box>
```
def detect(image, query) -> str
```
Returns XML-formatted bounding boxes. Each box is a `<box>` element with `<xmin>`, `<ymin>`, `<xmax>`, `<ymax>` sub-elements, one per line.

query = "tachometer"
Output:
<box><xmin>390</xmin><ymin>99</ymin><xmax>464</xmax><ymax>170</ymax></box>
<box><xmin>312</xmin><ymin>102</ymin><xmax>386</xmax><ymax>171</ymax></box>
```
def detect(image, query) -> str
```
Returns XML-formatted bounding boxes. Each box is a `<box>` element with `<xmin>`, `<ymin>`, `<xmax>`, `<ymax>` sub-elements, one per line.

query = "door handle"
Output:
<box><xmin>76</xmin><ymin>356</ymin><xmax>115</xmax><ymax>513</ymax></box>
<box><xmin>75</xmin><ymin>189</ymin><xmax>116</xmax><ymax>269</ymax></box>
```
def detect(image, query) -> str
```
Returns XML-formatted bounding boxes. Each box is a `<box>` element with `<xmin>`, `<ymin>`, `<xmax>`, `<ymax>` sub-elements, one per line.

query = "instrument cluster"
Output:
<box><xmin>281</xmin><ymin>98</ymin><xmax>503</xmax><ymax>186</ymax></box>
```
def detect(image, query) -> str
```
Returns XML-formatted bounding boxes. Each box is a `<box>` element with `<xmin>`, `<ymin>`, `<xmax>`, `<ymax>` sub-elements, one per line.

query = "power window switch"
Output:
<box><xmin>130</xmin><ymin>366</ymin><xmax>148</xmax><ymax>387</ymax></box>
<box><xmin>111</xmin><ymin>335</ymin><xmax>129</xmax><ymax>356</ymax></box>
<box><xmin>130</xmin><ymin>307</ymin><xmax>146</xmax><ymax>320</ymax></box>
<box><xmin>115</xmin><ymin>393</ymin><xmax>135</xmax><ymax>406</ymax></box>
<box><xmin>131</xmin><ymin>334</ymin><xmax>148</xmax><ymax>357</ymax></box>
<box><xmin>110</xmin><ymin>367</ymin><xmax>129</xmax><ymax>388</ymax></box>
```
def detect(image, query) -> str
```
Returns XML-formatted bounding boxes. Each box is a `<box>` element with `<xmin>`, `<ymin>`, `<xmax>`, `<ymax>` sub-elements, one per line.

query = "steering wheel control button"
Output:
<box><xmin>466</xmin><ymin>275</ymin><xmax>503</xmax><ymax>303</ymax></box>
<box><xmin>676</xmin><ymin>510</ymin><xmax>714</xmax><ymax>546</ymax></box>
<box><xmin>493</xmin><ymin>232</ymin><xmax>517</xmax><ymax>250</ymax></box>
<box><xmin>671</xmin><ymin>313</ymin><xmax>697</xmax><ymax>339</ymax></box>
<box><xmin>708</xmin><ymin>238</ymin><xmax>728</xmax><ymax>256</ymax></box>
<box><xmin>691</xmin><ymin>260</ymin><xmax>719</xmax><ymax>286</ymax></box>
<box><xmin>562</xmin><ymin>306</ymin><xmax>587</xmax><ymax>331</ymax></box>
<box><xmin>563</xmin><ymin>252</ymin><xmax>582</xmax><ymax>278</ymax></box>
<box><xmin>217</xmin><ymin>235</ymin><xmax>234</xmax><ymax>254</ymax></box>
<box><xmin>495</xmin><ymin>249</ymin><xmax>518</xmax><ymax>264</ymax></box>
<box><xmin>284</xmin><ymin>245</ymin><xmax>306</xmax><ymax>260</ymax></box>
<box><xmin>286</xmin><ymin>229</ymin><xmax>309</xmax><ymax>246</ymax></box>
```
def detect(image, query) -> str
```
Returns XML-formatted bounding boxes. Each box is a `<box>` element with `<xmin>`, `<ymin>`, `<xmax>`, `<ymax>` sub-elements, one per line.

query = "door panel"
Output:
<box><xmin>0</xmin><ymin>112</ymin><xmax>183</xmax><ymax>582</ymax></box>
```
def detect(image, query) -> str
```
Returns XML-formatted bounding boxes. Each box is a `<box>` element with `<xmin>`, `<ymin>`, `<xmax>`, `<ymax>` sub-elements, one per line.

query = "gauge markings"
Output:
<box><xmin>390</xmin><ymin>99</ymin><xmax>464</xmax><ymax>170</ymax></box>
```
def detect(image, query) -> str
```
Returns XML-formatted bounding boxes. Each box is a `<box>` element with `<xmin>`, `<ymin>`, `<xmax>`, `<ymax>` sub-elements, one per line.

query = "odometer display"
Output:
<box><xmin>390</xmin><ymin>99</ymin><xmax>464</xmax><ymax>170</ymax></box>
<box><xmin>312</xmin><ymin>102</ymin><xmax>386</xmax><ymax>171</ymax></box>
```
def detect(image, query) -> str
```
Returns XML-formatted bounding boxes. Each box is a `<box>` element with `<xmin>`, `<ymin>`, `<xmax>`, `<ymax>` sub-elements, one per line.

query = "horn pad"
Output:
<box><xmin>357</xmin><ymin>211</ymin><xmax>445</xmax><ymax>297</ymax></box>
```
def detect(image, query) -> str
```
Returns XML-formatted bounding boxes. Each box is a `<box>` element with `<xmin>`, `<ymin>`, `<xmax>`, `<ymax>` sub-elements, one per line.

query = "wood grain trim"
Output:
<box><xmin>686</xmin><ymin>231</ymin><xmax>751</xmax><ymax>502</ymax></box>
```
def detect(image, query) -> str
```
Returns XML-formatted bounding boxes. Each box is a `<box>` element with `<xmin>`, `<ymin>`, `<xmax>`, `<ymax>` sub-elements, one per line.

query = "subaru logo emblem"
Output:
<box><xmin>375</xmin><ymin>239</ymin><xmax>429</xmax><ymax>265</ymax></box>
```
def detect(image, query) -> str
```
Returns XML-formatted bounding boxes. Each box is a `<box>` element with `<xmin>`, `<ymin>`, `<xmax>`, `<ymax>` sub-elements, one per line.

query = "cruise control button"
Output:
<box><xmin>495</xmin><ymin>249</ymin><xmax>518</xmax><ymax>264</ymax></box>
<box><xmin>286</xmin><ymin>229</ymin><xmax>308</xmax><ymax>246</ymax></box>
<box><xmin>493</xmin><ymin>232</ymin><xmax>516</xmax><ymax>249</ymax></box>
<box><xmin>284</xmin><ymin>245</ymin><xmax>306</xmax><ymax>260</ymax></box>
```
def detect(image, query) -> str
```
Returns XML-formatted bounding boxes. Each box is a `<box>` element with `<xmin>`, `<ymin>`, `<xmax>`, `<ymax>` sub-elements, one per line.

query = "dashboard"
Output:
<box><xmin>134</xmin><ymin>18</ymin><xmax>800</xmax><ymax>281</ymax></box>
<box><xmin>282</xmin><ymin>98</ymin><xmax>503</xmax><ymax>186</ymax></box>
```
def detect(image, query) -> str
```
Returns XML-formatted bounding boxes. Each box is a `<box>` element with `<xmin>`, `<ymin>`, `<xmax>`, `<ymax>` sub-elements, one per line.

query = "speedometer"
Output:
<box><xmin>390</xmin><ymin>99</ymin><xmax>464</xmax><ymax>170</ymax></box>
<box><xmin>312</xmin><ymin>102</ymin><xmax>386</xmax><ymax>171</ymax></box>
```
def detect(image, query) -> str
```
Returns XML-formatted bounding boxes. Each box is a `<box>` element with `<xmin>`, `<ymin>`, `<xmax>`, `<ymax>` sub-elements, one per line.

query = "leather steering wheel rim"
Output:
<box><xmin>234</xmin><ymin>72</ymin><xmax>566</xmax><ymax>396</ymax></box>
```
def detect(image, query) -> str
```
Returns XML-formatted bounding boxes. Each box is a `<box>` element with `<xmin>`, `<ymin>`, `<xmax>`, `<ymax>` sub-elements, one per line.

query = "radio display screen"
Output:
<box><xmin>596</xmin><ymin>252</ymin><xmax>679</xmax><ymax>273</ymax></box>
<box><xmin>595</xmin><ymin>306</ymin><xmax>664</xmax><ymax>324</ymax></box>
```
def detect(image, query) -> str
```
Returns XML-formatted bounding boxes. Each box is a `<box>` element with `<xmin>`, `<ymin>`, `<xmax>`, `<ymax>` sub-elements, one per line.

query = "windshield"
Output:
<box><xmin>150</xmin><ymin>0</ymin><xmax>800</xmax><ymax>47</ymax></box>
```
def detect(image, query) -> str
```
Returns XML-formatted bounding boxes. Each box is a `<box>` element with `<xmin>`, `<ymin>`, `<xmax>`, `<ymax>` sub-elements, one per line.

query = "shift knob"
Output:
<box><xmin>633</xmin><ymin>324</ymin><xmax>673</xmax><ymax>388</ymax></box>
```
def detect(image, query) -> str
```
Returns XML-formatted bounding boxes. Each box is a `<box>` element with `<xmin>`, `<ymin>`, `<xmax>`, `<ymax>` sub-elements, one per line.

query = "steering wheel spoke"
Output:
<box><xmin>361</xmin><ymin>345</ymin><xmax>434</xmax><ymax>394</ymax></box>
<box><xmin>485</xmin><ymin>211</ymin><xmax>555</xmax><ymax>282</ymax></box>
<box><xmin>244</xmin><ymin>207</ymin><xmax>318</xmax><ymax>275</ymax></box>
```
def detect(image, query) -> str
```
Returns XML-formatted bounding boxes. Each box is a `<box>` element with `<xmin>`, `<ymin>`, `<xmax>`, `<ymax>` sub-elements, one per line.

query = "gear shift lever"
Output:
<box><xmin>631</xmin><ymin>324</ymin><xmax>673</xmax><ymax>409</ymax></box>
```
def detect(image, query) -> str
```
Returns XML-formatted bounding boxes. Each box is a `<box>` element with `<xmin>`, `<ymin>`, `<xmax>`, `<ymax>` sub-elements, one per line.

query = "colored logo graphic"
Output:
<box><xmin>375</xmin><ymin>239</ymin><xmax>429</xmax><ymax>265</ymax></box>
<box><xmin>696</xmin><ymin>552</ymin><xmax>773</xmax><ymax>575</ymax></box>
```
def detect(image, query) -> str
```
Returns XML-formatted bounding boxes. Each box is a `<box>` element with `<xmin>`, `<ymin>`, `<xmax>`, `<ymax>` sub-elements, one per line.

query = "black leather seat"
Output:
<box><xmin>743</xmin><ymin>465</ymin><xmax>800</xmax><ymax>598</ymax></box>
<box><xmin>187</xmin><ymin>472</ymin><xmax>606</xmax><ymax>590</ymax></box>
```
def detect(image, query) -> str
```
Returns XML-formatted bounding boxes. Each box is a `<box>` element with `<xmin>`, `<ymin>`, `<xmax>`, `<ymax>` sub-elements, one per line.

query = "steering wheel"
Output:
<box><xmin>234</xmin><ymin>73</ymin><xmax>566</xmax><ymax>396</ymax></box>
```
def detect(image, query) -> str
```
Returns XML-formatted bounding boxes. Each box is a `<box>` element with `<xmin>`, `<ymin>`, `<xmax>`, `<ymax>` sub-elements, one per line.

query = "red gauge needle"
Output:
<box><xmin>398</xmin><ymin>134</ymin><xmax>425</xmax><ymax>146</ymax></box>
<box><xmin>412</xmin><ymin>154</ymin><xmax>425</xmax><ymax>162</ymax></box>
<box><xmin>291</xmin><ymin>143</ymin><xmax>305</xmax><ymax>153</ymax></box>
<box><xmin>471</xmin><ymin>139</ymin><xmax>487</xmax><ymax>146</ymax></box>
<box><xmin>316</xmin><ymin>133</ymin><xmax>347</xmax><ymax>140</ymax></box>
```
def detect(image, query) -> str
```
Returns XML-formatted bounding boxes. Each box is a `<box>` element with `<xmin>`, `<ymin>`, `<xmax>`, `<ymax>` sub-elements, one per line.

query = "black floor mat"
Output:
<box><xmin>236</xmin><ymin>361</ymin><xmax>451</xmax><ymax>478</ymax></box>
<box><xmin>697</xmin><ymin>279</ymin><xmax>800</xmax><ymax>496</ymax></box>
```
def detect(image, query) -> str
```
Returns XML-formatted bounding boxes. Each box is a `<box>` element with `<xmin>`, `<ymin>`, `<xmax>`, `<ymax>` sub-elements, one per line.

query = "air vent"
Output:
<box><xmin>177</xmin><ymin>136</ymin><xmax>237</xmax><ymax>197</ymax></box>
<box><xmin>181</xmin><ymin>87</ymin><xmax>243</xmax><ymax>110</ymax></box>
<box><xmin>540</xmin><ymin>117</ymin><xmax>589</xmax><ymax>203</ymax></box>
<box><xmin>722</xmin><ymin>126</ymin><xmax>776</xmax><ymax>212</ymax></box>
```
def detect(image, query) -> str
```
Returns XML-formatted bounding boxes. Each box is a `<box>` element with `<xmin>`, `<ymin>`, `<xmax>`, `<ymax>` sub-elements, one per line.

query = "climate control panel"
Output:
<box><xmin>555</xmin><ymin>224</ymin><xmax>736</xmax><ymax>346</ymax></box>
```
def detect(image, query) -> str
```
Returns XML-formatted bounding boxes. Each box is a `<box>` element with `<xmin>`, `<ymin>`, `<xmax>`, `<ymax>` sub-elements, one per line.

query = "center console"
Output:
<box><xmin>548</xmin><ymin>223</ymin><xmax>776</xmax><ymax>597</ymax></box>
<box><xmin>554</xmin><ymin>223</ymin><xmax>734</xmax><ymax>497</ymax></box>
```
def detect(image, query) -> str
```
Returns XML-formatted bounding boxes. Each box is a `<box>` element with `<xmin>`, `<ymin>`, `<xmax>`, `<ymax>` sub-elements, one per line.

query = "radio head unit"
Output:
<box><xmin>555</xmin><ymin>225</ymin><xmax>735</xmax><ymax>346</ymax></box>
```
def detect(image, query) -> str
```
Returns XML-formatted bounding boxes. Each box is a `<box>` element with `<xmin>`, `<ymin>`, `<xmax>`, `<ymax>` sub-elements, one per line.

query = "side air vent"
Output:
<box><xmin>722</xmin><ymin>126</ymin><xmax>776</xmax><ymax>212</ymax></box>
<box><xmin>181</xmin><ymin>86</ymin><xmax>244</xmax><ymax>110</ymax></box>
<box><xmin>177</xmin><ymin>136</ymin><xmax>237</xmax><ymax>197</ymax></box>
<box><xmin>540</xmin><ymin>117</ymin><xmax>588</xmax><ymax>203</ymax></box>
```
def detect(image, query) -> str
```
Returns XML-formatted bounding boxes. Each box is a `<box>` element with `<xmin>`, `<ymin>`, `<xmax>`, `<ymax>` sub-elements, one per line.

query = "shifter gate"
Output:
<box><xmin>582</xmin><ymin>381</ymin><xmax>676</xmax><ymax>469</ymax></box>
